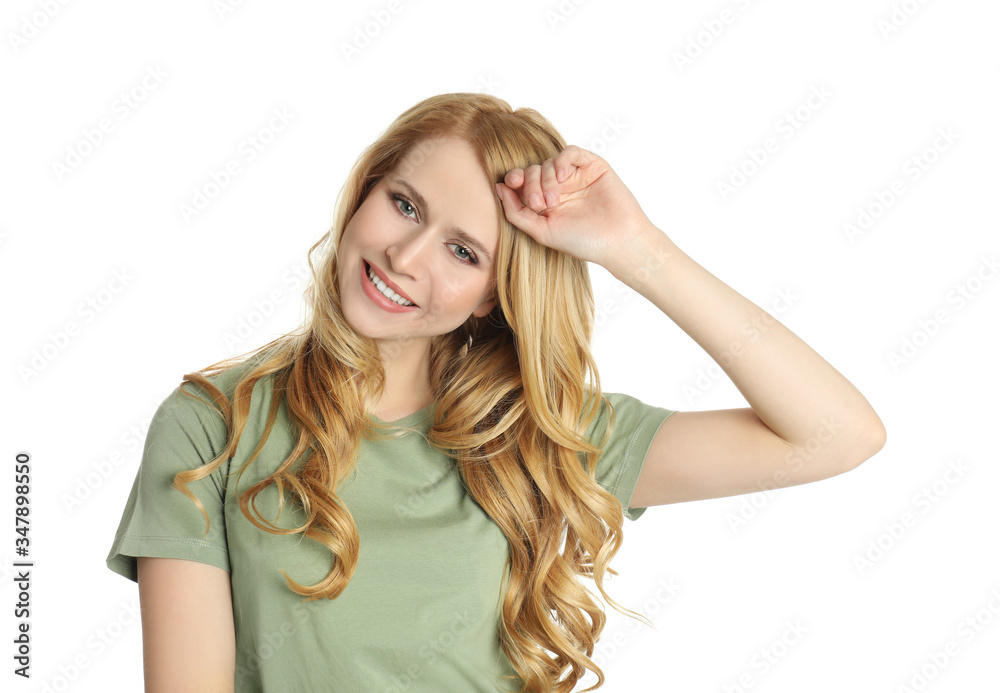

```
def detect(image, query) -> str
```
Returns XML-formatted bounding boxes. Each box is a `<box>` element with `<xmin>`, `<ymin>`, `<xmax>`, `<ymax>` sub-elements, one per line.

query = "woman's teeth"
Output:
<box><xmin>367</xmin><ymin>264</ymin><xmax>414</xmax><ymax>306</ymax></box>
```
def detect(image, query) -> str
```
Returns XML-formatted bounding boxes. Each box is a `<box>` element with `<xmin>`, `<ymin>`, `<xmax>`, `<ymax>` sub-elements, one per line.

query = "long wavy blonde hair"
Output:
<box><xmin>173</xmin><ymin>92</ymin><xmax>650</xmax><ymax>692</ymax></box>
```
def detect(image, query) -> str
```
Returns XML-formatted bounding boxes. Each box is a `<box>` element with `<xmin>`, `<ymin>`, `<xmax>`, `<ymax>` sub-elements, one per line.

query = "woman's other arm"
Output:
<box><xmin>497</xmin><ymin>145</ymin><xmax>885</xmax><ymax>506</ymax></box>
<box><xmin>137</xmin><ymin>557</ymin><xmax>236</xmax><ymax>692</ymax></box>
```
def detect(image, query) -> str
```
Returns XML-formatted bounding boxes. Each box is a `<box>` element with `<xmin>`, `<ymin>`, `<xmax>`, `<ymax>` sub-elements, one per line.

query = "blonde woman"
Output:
<box><xmin>107</xmin><ymin>93</ymin><xmax>885</xmax><ymax>693</ymax></box>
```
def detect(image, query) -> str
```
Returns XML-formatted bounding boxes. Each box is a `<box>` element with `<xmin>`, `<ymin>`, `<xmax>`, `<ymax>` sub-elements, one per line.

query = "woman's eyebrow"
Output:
<box><xmin>388</xmin><ymin>176</ymin><xmax>493</xmax><ymax>265</ymax></box>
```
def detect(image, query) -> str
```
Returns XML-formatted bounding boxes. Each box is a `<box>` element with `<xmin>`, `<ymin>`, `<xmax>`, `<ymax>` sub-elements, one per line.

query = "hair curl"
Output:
<box><xmin>172</xmin><ymin>92</ymin><xmax>651</xmax><ymax>693</ymax></box>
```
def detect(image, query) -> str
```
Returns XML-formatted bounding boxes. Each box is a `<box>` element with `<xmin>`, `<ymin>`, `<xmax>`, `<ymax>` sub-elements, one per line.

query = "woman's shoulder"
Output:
<box><xmin>180</xmin><ymin>350</ymin><xmax>279</xmax><ymax>402</ymax></box>
<box><xmin>162</xmin><ymin>350</ymin><xmax>283</xmax><ymax>435</ymax></box>
<box><xmin>578</xmin><ymin>389</ymin><xmax>677</xmax><ymax>439</ymax></box>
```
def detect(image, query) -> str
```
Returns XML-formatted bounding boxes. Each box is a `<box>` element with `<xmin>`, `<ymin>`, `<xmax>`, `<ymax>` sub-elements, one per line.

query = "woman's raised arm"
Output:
<box><xmin>496</xmin><ymin>145</ymin><xmax>885</xmax><ymax>506</ymax></box>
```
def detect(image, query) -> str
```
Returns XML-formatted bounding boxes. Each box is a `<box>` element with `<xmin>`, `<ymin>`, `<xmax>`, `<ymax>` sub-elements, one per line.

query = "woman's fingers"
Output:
<box><xmin>496</xmin><ymin>180</ymin><xmax>546</xmax><ymax>242</ymax></box>
<box><xmin>502</xmin><ymin>148</ymin><xmax>594</xmax><ymax>212</ymax></box>
<box><xmin>541</xmin><ymin>159</ymin><xmax>559</xmax><ymax>207</ymax></box>
<box><xmin>520</xmin><ymin>164</ymin><xmax>543</xmax><ymax>211</ymax></box>
<box><xmin>554</xmin><ymin>144</ymin><xmax>593</xmax><ymax>180</ymax></box>
<box><xmin>525</xmin><ymin>160</ymin><xmax>561</xmax><ymax>209</ymax></box>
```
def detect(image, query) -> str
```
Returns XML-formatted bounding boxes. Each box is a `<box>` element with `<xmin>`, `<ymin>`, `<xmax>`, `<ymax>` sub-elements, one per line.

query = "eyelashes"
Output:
<box><xmin>389</xmin><ymin>192</ymin><xmax>418</xmax><ymax>220</ymax></box>
<box><xmin>386</xmin><ymin>191</ymin><xmax>479</xmax><ymax>266</ymax></box>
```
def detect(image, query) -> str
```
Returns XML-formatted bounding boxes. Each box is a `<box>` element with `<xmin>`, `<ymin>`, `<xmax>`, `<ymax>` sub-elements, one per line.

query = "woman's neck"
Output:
<box><xmin>372</xmin><ymin>343</ymin><xmax>434</xmax><ymax>420</ymax></box>
<box><xmin>373</xmin><ymin>385</ymin><xmax>435</xmax><ymax>422</ymax></box>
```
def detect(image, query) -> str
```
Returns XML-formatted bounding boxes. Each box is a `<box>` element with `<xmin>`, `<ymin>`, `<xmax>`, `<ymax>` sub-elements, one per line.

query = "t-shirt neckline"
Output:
<box><xmin>371</xmin><ymin>400</ymin><xmax>436</xmax><ymax>426</ymax></box>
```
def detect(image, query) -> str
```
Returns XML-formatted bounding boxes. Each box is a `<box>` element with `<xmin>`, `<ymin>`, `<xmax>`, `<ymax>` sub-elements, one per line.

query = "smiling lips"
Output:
<box><xmin>365</xmin><ymin>261</ymin><xmax>418</xmax><ymax>307</ymax></box>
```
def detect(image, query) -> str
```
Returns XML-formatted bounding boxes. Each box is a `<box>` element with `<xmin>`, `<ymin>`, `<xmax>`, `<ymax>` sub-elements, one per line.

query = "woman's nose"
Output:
<box><xmin>386</xmin><ymin>226</ymin><xmax>434</xmax><ymax>276</ymax></box>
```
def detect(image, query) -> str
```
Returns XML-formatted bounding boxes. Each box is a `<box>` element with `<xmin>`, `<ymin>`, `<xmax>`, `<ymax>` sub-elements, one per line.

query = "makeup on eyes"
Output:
<box><xmin>385</xmin><ymin>177</ymin><xmax>491</xmax><ymax>266</ymax></box>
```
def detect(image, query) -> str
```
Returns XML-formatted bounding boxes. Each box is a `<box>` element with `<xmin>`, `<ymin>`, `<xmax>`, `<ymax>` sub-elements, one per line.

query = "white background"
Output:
<box><xmin>2</xmin><ymin>0</ymin><xmax>999</xmax><ymax>691</ymax></box>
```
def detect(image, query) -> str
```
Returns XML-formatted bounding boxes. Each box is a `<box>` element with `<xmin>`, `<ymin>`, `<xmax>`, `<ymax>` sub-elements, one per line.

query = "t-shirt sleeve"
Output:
<box><xmin>581</xmin><ymin>391</ymin><xmax>677</xmax><ymax>521</ymax></box>
<box><xmin>106</xmin><ymin>381</ymin><xmax>232</xmax><ymax>583</ymax></box>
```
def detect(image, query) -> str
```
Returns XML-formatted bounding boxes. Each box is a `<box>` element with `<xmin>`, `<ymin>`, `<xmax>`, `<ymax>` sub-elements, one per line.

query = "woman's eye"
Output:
<box><xmin>390</xmin><ymin>193</ymin><xmax>417</xmax><ymax>220</ymax></box>
<box><xmin>448</xmin><ymin>243</ymin><xmax>478</xmax><ymax>265</ymax></box>
<box><xmin>389</xmin><ymin>191</ymin><xmax>477</xmax><ymax>266</ymax></box>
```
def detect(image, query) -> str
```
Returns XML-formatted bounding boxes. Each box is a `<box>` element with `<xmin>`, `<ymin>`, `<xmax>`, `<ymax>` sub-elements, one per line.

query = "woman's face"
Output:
<box><xmin>336</xmin><ymin>136</ymin><xmax>500</xmax><ymax>347</ymax></box>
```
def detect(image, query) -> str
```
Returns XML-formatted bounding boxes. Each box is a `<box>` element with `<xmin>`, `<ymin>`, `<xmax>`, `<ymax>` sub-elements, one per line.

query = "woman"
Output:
<box><xmin>107</xmin><ymin>92</ymin><xmax>885</xmax><ymax>692</ymax></box>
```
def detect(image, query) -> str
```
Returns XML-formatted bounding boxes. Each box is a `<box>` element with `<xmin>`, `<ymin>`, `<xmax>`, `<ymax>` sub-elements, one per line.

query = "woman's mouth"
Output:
<box><xmin>363</xmin><ymin>261</ymin><xmax>418</xmax><ymax>308</ymax></box>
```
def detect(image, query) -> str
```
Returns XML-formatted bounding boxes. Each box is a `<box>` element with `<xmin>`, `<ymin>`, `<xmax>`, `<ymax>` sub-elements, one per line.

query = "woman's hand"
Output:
<box><xmin>495</xmin><ymin>145</ymin><xmax>658</xmax><ymax>269</ymax></box>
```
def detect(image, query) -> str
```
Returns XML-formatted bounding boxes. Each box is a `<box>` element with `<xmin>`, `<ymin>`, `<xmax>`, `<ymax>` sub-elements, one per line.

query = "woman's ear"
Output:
<box><xmin>473</xmin><ymin>275</ymin><xmax>499</xmax><ymax>318</ymax></box>
<box><xmin>472</xmin><ymin>297</ymin><xmax>497</xmax><ymax>318</ymax></box>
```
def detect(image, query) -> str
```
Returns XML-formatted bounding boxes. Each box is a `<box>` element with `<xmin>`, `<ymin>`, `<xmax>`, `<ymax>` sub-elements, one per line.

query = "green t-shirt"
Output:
<box><xmin>106</xmin><ymin>360</ymin><xmax>676</xmax><ymax>692</ymax></box>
